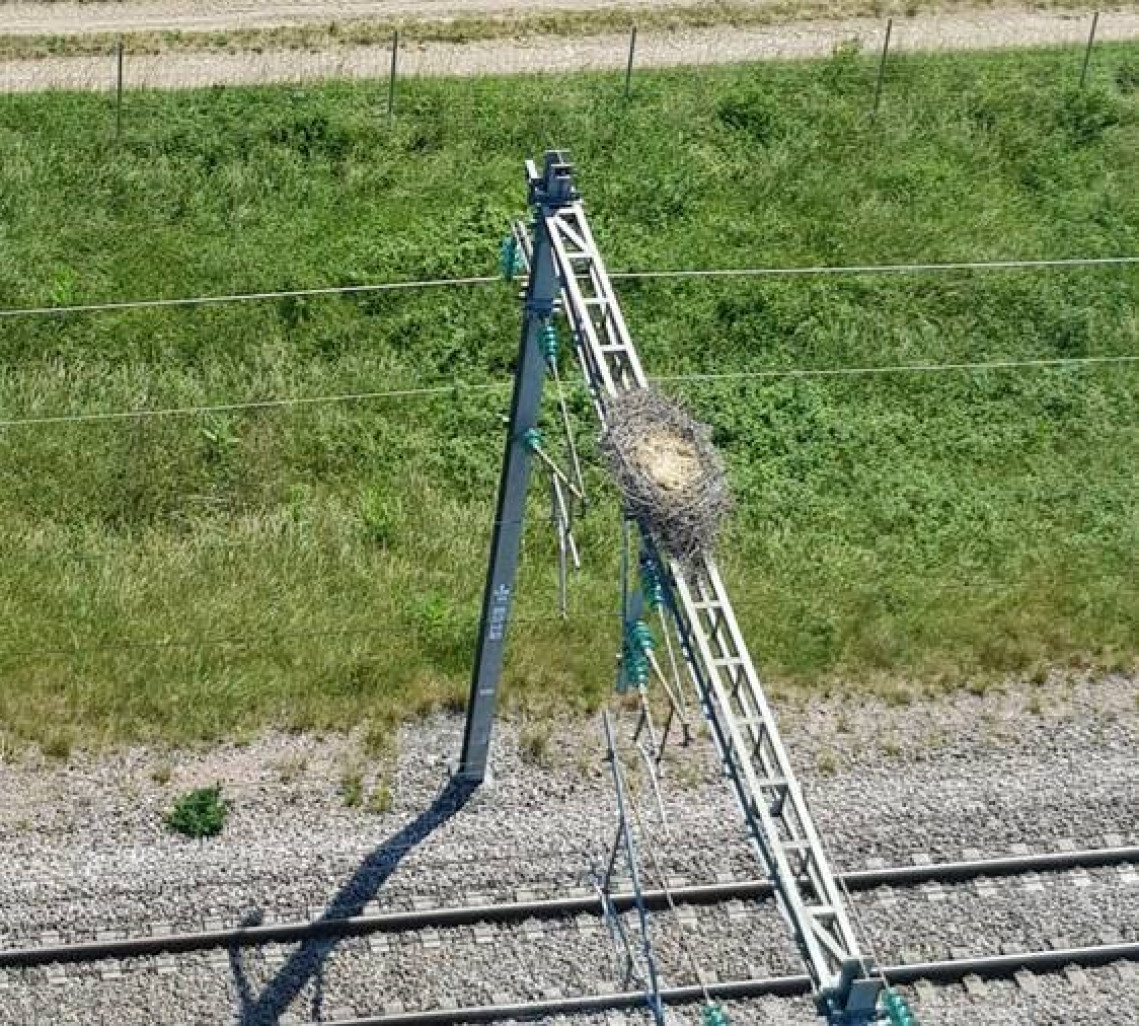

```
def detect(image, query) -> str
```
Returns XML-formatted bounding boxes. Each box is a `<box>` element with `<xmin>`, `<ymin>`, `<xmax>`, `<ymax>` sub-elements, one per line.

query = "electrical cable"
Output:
<box><xmin>655</xmin><ymin>353</ymin><xmax>1139</xmax><ymax>384</ymax></box>
<box><xmin>0</xmin><ymin>609</ymin><xmax>613</xmax><ymax>664</ymax></box>
<box><xmin>617</xmin><ymin>718</ymin><xmax>714</xmax><ymax>1005</ymax></box>
<box><xmin>617</xmin><ymin>254</ymin><xmax>1139</xmax><ymax>282</ymax></box>
<box><xmin>1</xmin><ymin>352</ymin><xmax>1135</xmax><ymax>429</ymax></box>
<box><xmin>0</xmin><ymin>276</ymin><xmax>499</xmax><ymax>320</ymax></box>
<box><xmin>0</xmin><ymin>381</ymin><xmax>509</xmax><ymax>428</ymax></box>
<box><xmin>0</xmin><ymin>253</ymin><xmax>1134</xmax><ymax>321</ymax></box>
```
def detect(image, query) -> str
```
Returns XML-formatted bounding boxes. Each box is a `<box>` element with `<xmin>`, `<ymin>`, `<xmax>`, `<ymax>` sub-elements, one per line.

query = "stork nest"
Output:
<box><xmin>601</xmin><ymin>388</ymin><xmax>733</xmax><ymax>563</ymax></box>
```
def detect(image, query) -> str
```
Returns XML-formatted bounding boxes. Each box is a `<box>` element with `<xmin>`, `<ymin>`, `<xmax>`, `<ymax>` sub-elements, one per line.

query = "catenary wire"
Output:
<box><xmin>0</xmin><ymin>254</ymin><xmax>1135</xmax><ymax>320</ymax></box>
<box><xmin>0</xmin><ymin>276</ymin><xmax>499</xmax><ymax>320</ymax></box>
<box><xmin>0</xmin><ymin>382</ymin><xmax>510</xmax><ymax>428</ymax></box>
<box><xmin>653</xmin><ymin>353</ymin><xmax>1139</xmax><ymax>383</ymax></box>
<box><xmin>617</xmin><ymin>254</ymin><xmax>1139</xmax><ymax>282</ymax></box>
<box><xmin>1</xmin><ymin>353</ymin><xmax>1136</xmax><ymax>429</ymax></box>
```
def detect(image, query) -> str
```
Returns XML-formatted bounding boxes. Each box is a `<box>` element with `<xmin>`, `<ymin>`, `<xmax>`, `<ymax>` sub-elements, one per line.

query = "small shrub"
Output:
<box><xmin>165</xmin><ymin>785</ymin><xmax>228</xmax><ymax>838</ymax></box>
<box><xmin>407</xmin><ymin>593</ymin><xmax>477</xmax><ymax>672</ymax></box>
<box><xmin>339</xmin><ymin>769</ymin><xmax>364</xmax><ymax>808</ymax></box>
<box><xmin>1055</xmin><ymin>86</ymin><xmax>1123</xmax><ymax>147</ymax></box>
<box><xmin>520</xmin><ymin>722</ymin><xmax>552</xmax><ymax>768</ymax></box>
<box><xmin>359</xmin><ymin>488</ymin><xmax>398</xmax><ymax>548</ymax></box>
<box><xmin>49</xmin><ymin>265</ymin><xmax>78</xmax><ymax>307</ymax></box>
<box><xmin>41</xmin><ymin>732</ymin><xmax>72</xmax><ymax>761</ymax></box>
<box><xmin>275</xmin><ymin>755</ymin><xmax>307</xmax><ymax>783</ymax></box>
<box><xmin>1115</xmin><ymin>59</ymin><xmax>1139</xmax><ymax>93</ymax></box>
<box><xmin>880</xmin><ymin>738</ymin><xmax>902</xmax><ymax>758</ymax></box>
<box><xmin>367</xmin><ymin>780</ymin><xmax>394</xmax><ymax>814</ymax></box>
<box><xmin>879</xmin><ymin>683</ymin><xmax>914</xmax><ymax>708</ymax></box>
<box><xmin>820</xmin><ymin>38</ymin><xmax>866</xmax><ymax>96</ymax></box>
<box><xmin>716</xmin><ymin>90</ymin><xmax>784</xmax><ymax>145</ymax></box>
<box><xmin>199</xmin><ymin>417</ymin><xmax>237</xmax><ymax>464</ymax></box>
<box><xmin>266</xmin><ymin>111</ymin><xmax>354</xmax><ymax>161</ymax></box>
<box><xmin>276</xmin><ymin>292</ymin><xmax>313</xmax><ymax>330</ymax></box>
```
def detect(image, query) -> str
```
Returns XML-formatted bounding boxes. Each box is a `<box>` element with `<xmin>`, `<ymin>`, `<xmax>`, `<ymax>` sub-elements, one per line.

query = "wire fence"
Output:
<box><xmin>0</xmin><ymin>9</ymin><xmax>1135</xmax><ymax>96</ymax></box>
<box><xmin>1</xmin><ymin>10</ymin><xmax>1135</xmax><ymax>115</ymax></box>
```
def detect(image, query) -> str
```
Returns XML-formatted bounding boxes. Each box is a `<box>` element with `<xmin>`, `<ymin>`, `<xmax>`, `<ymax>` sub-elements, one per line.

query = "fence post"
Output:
<box><xmin>1079</xmin><ymin>11</ymin><xmax>1100</xmax><ymax>89</ymax></box>
<box><xmin>387</xmin><ymin>30</ymin><xmax>399</xmax><ymax>125</ymax></box>
<box><xmin>872</xmin><ymin>18</ymin><xmax>892</xmax><ymax>116</ymax></box>
<box><xmin>624</xmin><ymin>26</ymin><xmax>638</xmax><ymax>101</ymax></box>
<box><xmin>115</xmin><ymin>37</ymin><xmax>124</xmax><ymax>141</ymax></box>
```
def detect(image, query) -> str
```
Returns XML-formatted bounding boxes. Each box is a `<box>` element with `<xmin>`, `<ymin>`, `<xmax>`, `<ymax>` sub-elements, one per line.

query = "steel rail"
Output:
<box><xmin>2</xmin><ymin>845</ymin><xmax>1134</xmax><ymax>970</ymax></box>
<box><xmin>302</xmin><ymin>941</ymin><xmax>1139</xmax><ymax>1026</ymax></box>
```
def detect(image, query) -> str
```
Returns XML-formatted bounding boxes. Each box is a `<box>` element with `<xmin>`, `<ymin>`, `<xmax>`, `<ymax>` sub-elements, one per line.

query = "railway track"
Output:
<box><xmin>2</xmin><ymin>843</ymin><xmax>1135</xmax><ymax>970</ymax></box>
<box><xmin>281</xmin><ymin>941</ymin><xmax>1139</xmax><ymax>1026</ymax></box>
<box><xmin>1</xmin><ymin>843</ymin><xmax>1134</xmax><ymax>1025</ymax></box>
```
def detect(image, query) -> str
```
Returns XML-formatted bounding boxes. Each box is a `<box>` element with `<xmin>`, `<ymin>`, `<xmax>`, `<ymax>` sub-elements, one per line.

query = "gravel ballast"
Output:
<box><xmin>0</xmin><ymin>674</ymin><xmax>1134</xmax><ymax>1022</ymax></box>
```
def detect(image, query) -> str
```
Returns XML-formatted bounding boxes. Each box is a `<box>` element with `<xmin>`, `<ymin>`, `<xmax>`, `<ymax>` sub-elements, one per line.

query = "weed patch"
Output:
<box><xmin>165</xmin><ymin>785</ymin><xmax>228</xmax><ymax>838</ymax></box>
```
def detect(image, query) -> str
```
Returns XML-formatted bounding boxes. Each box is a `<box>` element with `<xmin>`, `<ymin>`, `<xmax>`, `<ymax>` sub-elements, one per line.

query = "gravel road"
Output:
<box><xmin>0</xmin><ymin>673</ymin><xmax>1134</xmax><ymax>1022</ymax></box>
<box><xmin>1</xmin><ymin>8</ymin><xmax>1134</xmax><ymax>93</ymax></box>
<box><xmin>0</xmin><ymin>0</ymin><xmax>721</xmax><ymax>37</ymax></box>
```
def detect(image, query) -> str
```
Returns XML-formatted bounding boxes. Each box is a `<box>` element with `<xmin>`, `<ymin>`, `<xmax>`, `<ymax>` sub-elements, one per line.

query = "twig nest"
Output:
<box><xmin>601</xmin><ymin>388</ymin><xmax>733</xmax><ymax>564</ymax></box>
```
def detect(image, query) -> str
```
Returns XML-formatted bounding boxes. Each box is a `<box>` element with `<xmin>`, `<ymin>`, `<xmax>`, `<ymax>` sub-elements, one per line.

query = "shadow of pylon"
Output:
<box><xmin>229</xmin><ymin>774</ymin><xmax>477</xmax><ymax>1025</ymax></box>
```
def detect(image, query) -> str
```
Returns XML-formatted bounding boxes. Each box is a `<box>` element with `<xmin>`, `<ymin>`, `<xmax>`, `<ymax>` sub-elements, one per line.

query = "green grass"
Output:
<box><xmin>0</xmin><ymin>42</ymin><xmax>1138</xmax><ymax>752</ymax></box>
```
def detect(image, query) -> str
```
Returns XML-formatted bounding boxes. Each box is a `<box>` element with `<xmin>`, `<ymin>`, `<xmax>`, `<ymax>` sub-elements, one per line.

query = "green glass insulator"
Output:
<box><xmin>541</xmin><ymin>323</ymin><xmax>559</xmax><ymax>363</ymax></box>
<box><xmin>523</xmin><ymin>428</ymin><xmax>542</xmax><ymax>452</ymax></box>
<box><xmin>702</xmin><ymin>1004</ymin><xmax>730</xmax><ymax>1026</ymax></box>
<box><xmin>639</xmin><ymin>553</ymin><xmax>665</xmax><ymax>609</ymax></box>
<box><xmin>499</xmin><ymin>236</ymin><xmax>519</xmax><ymax>281</ymax></box>
<box><xmin>630</xmin><ymin>620</ymin><xmax>654</xmax><ymax>654</ymax></box>
<box><xmin>881</xmin><ymin>991</ymin><xmax>918</xmax><ymax>1026</ymax></box>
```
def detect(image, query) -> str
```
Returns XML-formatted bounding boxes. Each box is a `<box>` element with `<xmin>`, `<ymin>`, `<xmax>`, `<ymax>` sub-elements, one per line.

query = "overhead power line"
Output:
<box><xmin>0</xmin><ymin>353</ymin><xmax>1135</xmax><ymax>429</ymax></box>
<box><xmin>0</xmin><ymin>382</ymin><xmax>509</xmax><ymax>428</ymax></box>
<box><xmin>618</xmin><ymin>254</ymin><xmax>1139</xmax><ymax>282</ymax></box>
<box><xmin>0</xmin><ymin>609</ymin><xmax>614</xmax><ymax>665</ymax></box>
<box><xmin>0</xmin><ymin>276</ymin><xmax>499</xmax><ymax>320</ymax></box>
<box><xmin>0</xmin><ymin>254</ymin><xmax>1135</xmax><ymax>320</ymax></box>
<box><xmin>655</xmin><ymin>353</ymin><xmax>1139</xmax><ymax>384</ymax></box>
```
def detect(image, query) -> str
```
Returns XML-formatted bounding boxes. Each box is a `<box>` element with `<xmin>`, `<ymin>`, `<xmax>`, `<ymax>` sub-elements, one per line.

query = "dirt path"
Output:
<box><xmin>0</xmin><ymin>0</ymin><xmax>745</xmax><ymax>36</ymax></box>
<box><xmin>0</xmin><ymin>8</ymin><xmax>1132</xmax><ymax>93</ymax></box>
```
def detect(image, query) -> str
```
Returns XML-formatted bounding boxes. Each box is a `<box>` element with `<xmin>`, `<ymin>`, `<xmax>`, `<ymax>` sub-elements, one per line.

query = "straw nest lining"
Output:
<box><xmin>601</xmin><ymin>388</ymin><xmax>733</xmax><ymax>564</ymax></box>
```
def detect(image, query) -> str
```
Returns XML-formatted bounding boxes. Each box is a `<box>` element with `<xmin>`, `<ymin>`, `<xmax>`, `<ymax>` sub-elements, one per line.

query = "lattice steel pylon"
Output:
<box><xmin>458</xmin><ymin>151</ymin><xmax>882</xmax><ymax>1025</ymax></box>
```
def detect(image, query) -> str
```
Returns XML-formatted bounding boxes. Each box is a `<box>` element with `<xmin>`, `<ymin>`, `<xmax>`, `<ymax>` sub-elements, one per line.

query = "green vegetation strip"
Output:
<box><xmin>0</xmin><ymin>42</ymin><xmax>1137</xmax><ymax>752</ymax></box>
<box><xmin>0</xmin><ymin>0</ymin><xmax>1107</xmax><ymax>60</ymax></box>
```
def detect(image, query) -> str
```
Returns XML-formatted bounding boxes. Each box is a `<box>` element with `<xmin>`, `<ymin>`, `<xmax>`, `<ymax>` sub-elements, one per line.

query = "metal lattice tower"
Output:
<box><xmin>459</xmin><ymin>151</ymin><xmax>881</xmax><ymax>1024</ymax></box>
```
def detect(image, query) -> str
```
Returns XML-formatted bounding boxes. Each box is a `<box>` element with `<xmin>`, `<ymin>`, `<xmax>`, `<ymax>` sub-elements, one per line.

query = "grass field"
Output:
<box><xmin>0</xmin><ymin>41</ymin><xmax>1137</xmax><ymax>753</ymax></box>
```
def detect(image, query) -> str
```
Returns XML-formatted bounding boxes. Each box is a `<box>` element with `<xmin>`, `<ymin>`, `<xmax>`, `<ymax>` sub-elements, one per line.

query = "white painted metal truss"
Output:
<box><xmin>530</xmin><ymin>151</ymin><xmax>881</xmax><ymax>1023</ymax></box>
